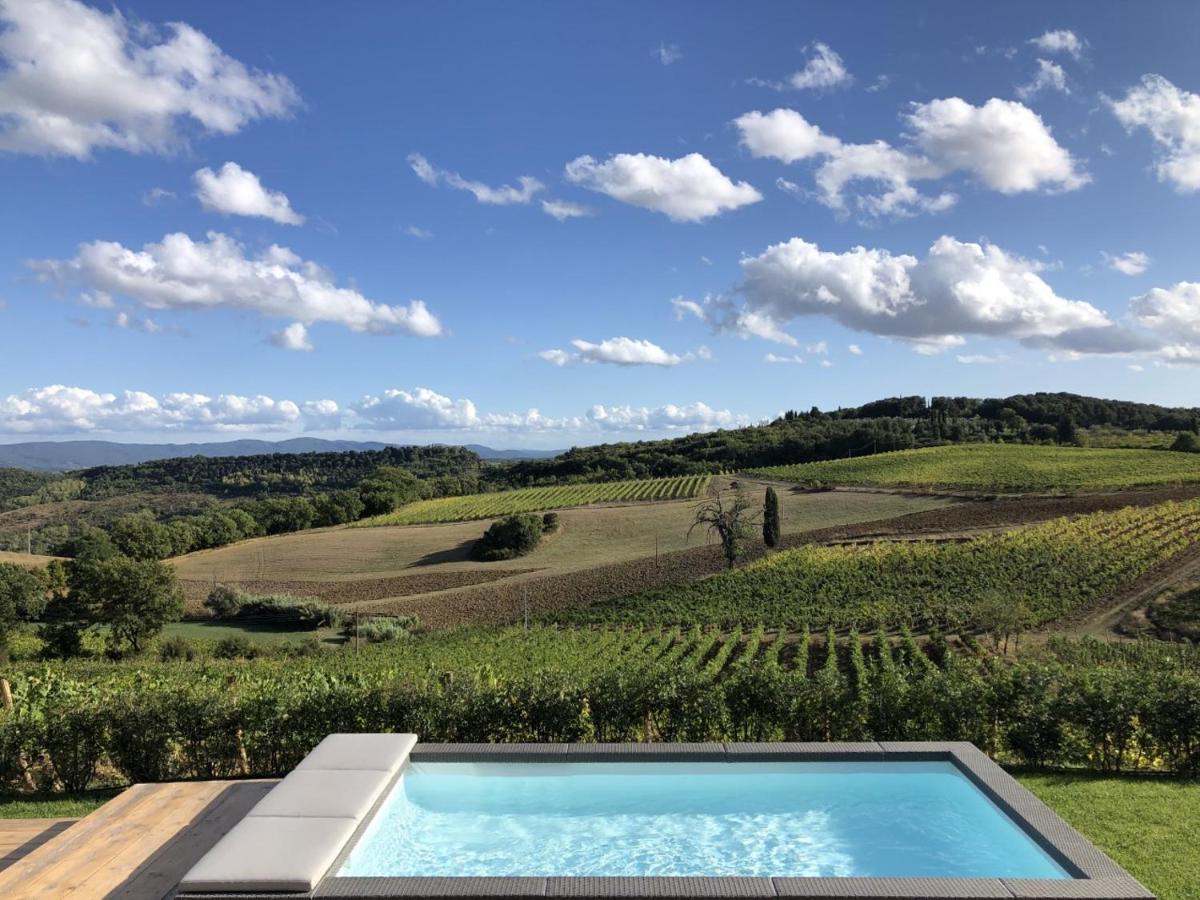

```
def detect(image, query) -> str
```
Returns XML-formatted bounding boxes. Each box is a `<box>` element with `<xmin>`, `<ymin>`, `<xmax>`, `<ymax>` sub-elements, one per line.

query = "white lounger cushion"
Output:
<box><xmin>295</xmin><ymin>732</ymin><xmax>417</xmax><ymax>773</ymax></box>
<box><xmin>249</xmin><ymin>768</ymin><xmax>393</xmax><ymax>819</ymax></box>
<box><xmin>178</xmin><ymin>815</ymin><xmax>358</xmax><ymax>893</ymax></box>
<box><xmin>178</xmin><ymin>732</ymin><xmax>418</xmax><ymax>894</ymax></box>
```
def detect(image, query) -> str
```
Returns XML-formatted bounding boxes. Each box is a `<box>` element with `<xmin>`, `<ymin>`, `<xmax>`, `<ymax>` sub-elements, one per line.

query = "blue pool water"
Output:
<box><xmin>339</xmin><ymin>761</ymin><xmax>1071</xmax><ymax>879</ymax></box>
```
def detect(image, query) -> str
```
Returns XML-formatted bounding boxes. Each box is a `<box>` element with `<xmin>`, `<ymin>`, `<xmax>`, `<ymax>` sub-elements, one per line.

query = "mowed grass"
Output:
<box><xmin>1017</xmin><ymin>772</ymin><xmax>1200</xmax><ymax>900</ymax></box>
<box><xmin>0</xmin><ymin>789</ymin><xmax>123</xmax><ymax>819</ymax></box>
<box><xmin>172</xmin><ymin>485</ymin><xmax>952</xmax><ymax>596</ymax></box>
<box><xmin>754</xmin><ymin>444</ymin><xmax>1200</xmax><ymax>493</ymax></box>
<box><xmin>354</xmin><ymin>475</ymin><xmax>712</xmax><ymax>526</ymax></box>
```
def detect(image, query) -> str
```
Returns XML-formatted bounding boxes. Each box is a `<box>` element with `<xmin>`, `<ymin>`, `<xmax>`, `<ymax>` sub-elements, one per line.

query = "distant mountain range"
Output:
<box><xmin>0</xmin><ymin>439</ymin><xmax>563</xmax><ymax>471</ymax></box>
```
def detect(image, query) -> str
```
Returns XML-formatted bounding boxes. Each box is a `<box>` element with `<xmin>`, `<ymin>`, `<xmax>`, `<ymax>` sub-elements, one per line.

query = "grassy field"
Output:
<box><xmin>1018</xmin><ymin>773</ymin><xmax>1200</xmax><ymax>900</ymax></box>
<box><xmin>0</xmin><ymin>550</ymin><xmax>60</xmax><ymax>568</ymax></box>
<box><xmin>558</xmin><ymin>499</ymin><xmax>1200</xmax><ymax>631</ymax></box>
<box><xmin>754</xmin><ymin>444</ymin><xmax>1200</xmax><ymax>493</ymax></box>
<box><xmin>355</xmin><ymin>475</ymin><xmax>713</xmax><ymax>526</ymax></box>
<box><xmin>172</xmin><ymin>483</ymin><xmax>952</xmax><ymax>612</ymax></box>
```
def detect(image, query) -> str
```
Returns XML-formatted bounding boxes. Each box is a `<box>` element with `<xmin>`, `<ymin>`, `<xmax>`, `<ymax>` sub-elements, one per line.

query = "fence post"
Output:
<box><xmin>0</xmin><ymin>678</ymin><xmax>12</xmax><ymax>711</ymax></box>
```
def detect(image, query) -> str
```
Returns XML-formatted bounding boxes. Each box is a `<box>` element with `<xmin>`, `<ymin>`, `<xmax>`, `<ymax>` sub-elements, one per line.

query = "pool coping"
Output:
<box><xmin>179</xmin><ymin>741</ymin><xmax>1155</xmax><ymax>900</ymax></box>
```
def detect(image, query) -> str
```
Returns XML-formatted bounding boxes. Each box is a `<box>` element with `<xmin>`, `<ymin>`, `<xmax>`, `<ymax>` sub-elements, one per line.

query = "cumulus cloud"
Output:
<box><xmin>680</xmin><ymin>235</ymin><xmax>1126</xmax><ymax>357</ymax></box>
<box><xmin>1108</xmin><ymin>75</ymin><xmax>1200</xmax><ymax>192</ymax></box>
<box><xmin>1017</xmin><ymin>59</ymin><xmax>1069</xmax><ymax>99</ymax></box>
<box><xmin>142</xmin><ymin>187</ymin><xmax>176</xmax><ymax>206</ymax></box>
<box><xmin>735</xmin><ymin>100</ymin><xmax>1084</xmax><ymax>219</ymax></box>
<box><xmin>193</xmin><ymin>162</ymin><xmax>304</xmax><ymax>224</ymax></box>
<box><xmin>1103</xmin><ymin>251</ymin><xmax>1151</xmax><ymax>276</ymax></box>
<box><xmin>1029</xmin><ymin>29</ymin><xmax>1085</xmax><ymax>60</ymax></box>
<box><xmin>752</xmin><ymin>42</ymin><xmax>852</xmax><ymax>91</ymax></box>
<box><xmin>32</xmin><ymin>231</ymin><xmax>442</xmax><ymax>339</ymax></box>
<box><xmin>408</xmin><ymin>152</ymin><xmax>543</xmax><ymax>204</ymax></box>
<box><xmin>1130</xmin><ymin>283</ymin><xmax>1200</xmax><ymax>356</ymax></box>
<box><xmin>848</xmin><ymin>343</ymin><xmax>863</xmax><ymax>355</ymax></box>
<box><xmin>0</xmin><ymin>0</ymin><xmax>298</xmax><ymax>158</ymax></box>
<box><xmin>0</xmin><ymin>383</ymin><xmax>753</xmax><ymax>437</ymax></box>
<box><xmin>564</xmin><ymin>152</ymin><xmax>761</xmax><ymax>222</ymax></box>
<box><xmin>538</xmin><ymin>336</ymin><xmax>705</xmax><ymax>367</ymax></box>
<box><xmin>908</xmin><ymin>97</ymin><xmax>1088</xmax><ymax>192</ymax></box>
<box><xmin>270</xmin><ymin>322</ymin><xmax>313</xmax><ymax>352</ymax></box>
<box><xmin>0</xmin><ymin>385</ymin><xmax>303</xmax><ymax>434</ymax></box>
<box><xmin>541</xmin><ymin>199</ymin><xmax>592</xmax><ymax>221</ymax></box>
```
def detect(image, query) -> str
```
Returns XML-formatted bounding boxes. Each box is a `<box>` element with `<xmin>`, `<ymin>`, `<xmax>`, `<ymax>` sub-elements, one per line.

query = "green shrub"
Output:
<box><xmin>204</xmin><ymin>585</ymin><xmax>244</xmax><ymax>618</ymax></box>
<box><xmin>158</xmin><ymin>635</ymin><xmax>197</xmax><ymax>662</ymax></box>
<box><xmin>355</xmin><ymin>617</ymin><xmax>416</xmax><ymax>643</ymax></box>
<box><xmin>541</xmin><ymin>512</ymin><xmax>559</xmax><ymax>532</ymax></box>
<box><xmin>213</xmin><ymin>636</ymin><xmax>262</xmax><ymax>660</ymax></box>
<box><xmin>472</xmin><ymin>514</ymin><xmax>543</xmax><ymax>561</ymax></box>
<box><xmin>42</xmin><ymin>702</ymin><xmax>106</xmax><ymax>792</ymax></box>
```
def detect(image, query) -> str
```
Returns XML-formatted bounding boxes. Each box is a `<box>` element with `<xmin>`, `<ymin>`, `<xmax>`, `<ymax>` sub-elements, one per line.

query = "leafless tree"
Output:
<box><xmin>689</xmin><ymin>483</ymin><xmax>758</xmax><ymax>569</ymax></box>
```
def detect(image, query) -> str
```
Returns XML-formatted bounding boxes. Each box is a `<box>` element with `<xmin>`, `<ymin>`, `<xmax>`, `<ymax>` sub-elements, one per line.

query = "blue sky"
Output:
<box><xmin>2</xmin><ymin>0</ymin><xmax>1200</xmax><ymax>447</ymax></box>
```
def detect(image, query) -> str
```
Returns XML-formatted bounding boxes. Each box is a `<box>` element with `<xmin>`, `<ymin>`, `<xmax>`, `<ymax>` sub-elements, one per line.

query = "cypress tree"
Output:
<box><xmin>763</xmin><ymin>486</ymin><xmax>781</xmax><ymax>548</ymax></box>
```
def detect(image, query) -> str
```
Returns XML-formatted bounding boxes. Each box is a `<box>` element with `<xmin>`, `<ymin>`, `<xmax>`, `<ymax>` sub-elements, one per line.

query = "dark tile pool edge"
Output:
<box><xmin>180</xmin><ymin>741</ymin><xmax>1154</xmax><ymax>900</ymax></box>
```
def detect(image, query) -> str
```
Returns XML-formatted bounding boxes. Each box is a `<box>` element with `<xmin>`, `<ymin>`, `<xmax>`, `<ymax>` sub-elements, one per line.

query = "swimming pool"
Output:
<box><xmin>177</xmin><ymin>739</ymin><xmax>1155</xmax><ymax>899</ymax></box>
<box><xmin>339</xmin><ymin>760</ymin><xmax>1068</xmax><ymax>879</ymax></box>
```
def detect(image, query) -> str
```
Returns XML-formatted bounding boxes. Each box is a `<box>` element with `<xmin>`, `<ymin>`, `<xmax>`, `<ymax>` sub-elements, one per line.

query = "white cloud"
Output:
<box><xmin>735</xmin><ymin>100</ymin><xmax>1083</xmax><ymax>220</ymax></box>
<box><xmin>0</xmin><ymin>385</ymin><xmax>303</xmax><ymax>434</ymax></box>
<box><xmin>0</xmin><ymin>0</ymin><xmax>298</xmax><ymax>158</ymax></box>
<box><xmin>408</xmin><ymin>153</ymin><xmax>543</xmax><ymax>204</ymax></box>
<box><xmin>112</xmin><ymin>310</ymin><xmax>186</xmax><ymax>335</ymax></box>
<box><xmin>564</xmin><ymin>152</ymin><xmax>761</xmax><ymax>222</ymax></box>
<box><xmin>956</xmin><ymin>353</ymin><xmax>1010</xmax><ymax>364</ymax></box>
<box><xmin>1128</xmin><ymin>364</ymin><xmax>1145</xmax><ymax>372</ymax></box>
<box><xmin>1029</xmin><ymin>29</ymin><xmax>1085</xmax><ymax>60</ymax></box>
<box><xmin>541</xmin><ymin>199</ymin><xmax>593</xmax><ymax>221</ymax></box>
<box><xmin>1103</xmin><ymin>251</ymin><xmax>1150</xmax><ymax>276</ymax></box>
<box><xmin>866</xmin><ymin>75</ymin><xmax>892</xmax><ymax>94</ymax></box>
<box><xmin>848</xmin><ymin>343</ymin><xmax>863</xmax><ymax>355</ymax></box>
<box><xmin>142</xmin><ymin>187</ymin><xmax>176</xmax><ymax>206</ymax></box>
<box><xmin>0</xmin><ymin>383</ymin><xmax>753</xmax><ymax>437</ymax></box>
<box><xmin>1017</xmin><ymin>60</ymin><xmax>1069</xmax><ymax>99</ymax></box>
<box><xmin>193</xmin><ymin>162</ymin><xmax>304</xmax><ymax>225</ymax></box>
<box><xmin>1130</xmin><ymin>282</ymin><xmax>1200</xmax><ymax>346</ymax></box>
<box><xmin>538</xmin><ymin>336</ymin><xmax>692</xmax><ymax>367</ymax></box>
<box><xmin>756</xmin><ymin>42</ymin><xmax>852</xmax><ymax>91</ymax></box>
<box><xmin>32</xmin><ymin>231</ymin><xmax>442</xmax><ymax>337</ymax></box>
<box><xmin>403</xmin><ymin>225</ymin><xmax>432</xmax><ymax>239</ymax></box>
<box><xmin>687</xmin><ymin>235</ymin><xmax>1118</xmax><ymax>357</ymax></box>
<box><xmin>653</xmin><ymin>43</ymin><xmax>682</xmax><ymax>65</ymax></box>
<box><xmin>907</xmin><ymin>97</ymin><xmax>1088</xmax><ymax>193</ymax></box>
<box><xmin>763</xmin><ymin>353</ymin><xmax>804</xmax><ymax>364</ymax></box>
<box><xmin>270</xmin><ymin>322</ymin><xmax>313</xmax><ymax>352</ymax></box>
<box><xmin>1108</xmin><ymin>75</ymin><xmax>1200</xmax><ymax>192</ymax></box>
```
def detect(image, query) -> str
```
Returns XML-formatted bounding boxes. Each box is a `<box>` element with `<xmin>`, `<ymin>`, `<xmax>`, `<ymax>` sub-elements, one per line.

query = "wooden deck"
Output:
<box><xmin>0</xmin><ymin>779</ymin><xmax>276</xmax><ymax>899</ymax></box>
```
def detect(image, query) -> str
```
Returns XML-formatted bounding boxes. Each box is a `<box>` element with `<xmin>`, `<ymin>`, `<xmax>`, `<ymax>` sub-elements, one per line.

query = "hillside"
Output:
<box><xmin>754</xmin><ymin>444</ymin><xmax>1200</xmax><ymax>493</ymax></box>
<box><xmin>0</xmin><ymin>438</ymin><xmax>560</xmax><ymax>471</ymax></box>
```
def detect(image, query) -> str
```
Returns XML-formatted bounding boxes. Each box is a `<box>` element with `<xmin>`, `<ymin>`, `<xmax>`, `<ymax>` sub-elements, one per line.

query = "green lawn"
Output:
<box><xmin>161</xmin><ymin>620</ymin><xmax>345</xmax><ymax>646</ymax></box>
<box><xmin>0</xmin><ymin>788</ymin><xmax>120</xmax><ymax>819</ymax></box>
<box><xmin>1017</xmin><ymin>772</ymin><xmax>1200</xmax><ymax>900</ymax></box>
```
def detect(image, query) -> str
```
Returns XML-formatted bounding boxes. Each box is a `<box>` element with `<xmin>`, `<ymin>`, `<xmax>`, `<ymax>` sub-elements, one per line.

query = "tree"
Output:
<box><xmin>1170</xmin><ymin>432</ymin><xmax>1200</xmax><ymax>454</ymax></box>
<box><xmin>1056</xmin><ymin>413</ymin><xmax>1078</xmax><ymax>446</ymax></box>
<box><xmin>313</xmin><ymin>489</ymin><xmax>365</xmax><ymax>526</ymax></box>
<box><xmin>473</xmin><ymin>514</ymin><xmax>544</xmax><ymax>561</ymax></box>
<box><xmin>762</xmin><ymin>486</ymin><xmax>781</xmax><ymax>548</ymax></box>
<box><xmin>690</xmin><ymin>484</ymin><xmax>757</xmax><ymax>569</ymax></box>
<box><xmin>359</xmin><ymin>467</ymin><xmax>429</xmax><ymax>516</ymax></box>
<box><xmin>68</xmin><ymin>555</ymin><xmax>183</xmax><ymax>656</ymax></box>
<box><xmin>110</xmin><ymin>511</ymin><xmax>174</xmax><ymax>560</ymax></box>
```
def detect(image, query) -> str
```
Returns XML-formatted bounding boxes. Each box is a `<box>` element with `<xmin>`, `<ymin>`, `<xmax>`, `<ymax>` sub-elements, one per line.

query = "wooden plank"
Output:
<box><xmin>0</xmin><ymin>780</ymin><xmax>276</xmax><ymax>900</ymax></box>
<box><xmin>0</xmin><ymin>818</ymin><xmax>77</xmax><ymax>870</ymax></box>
